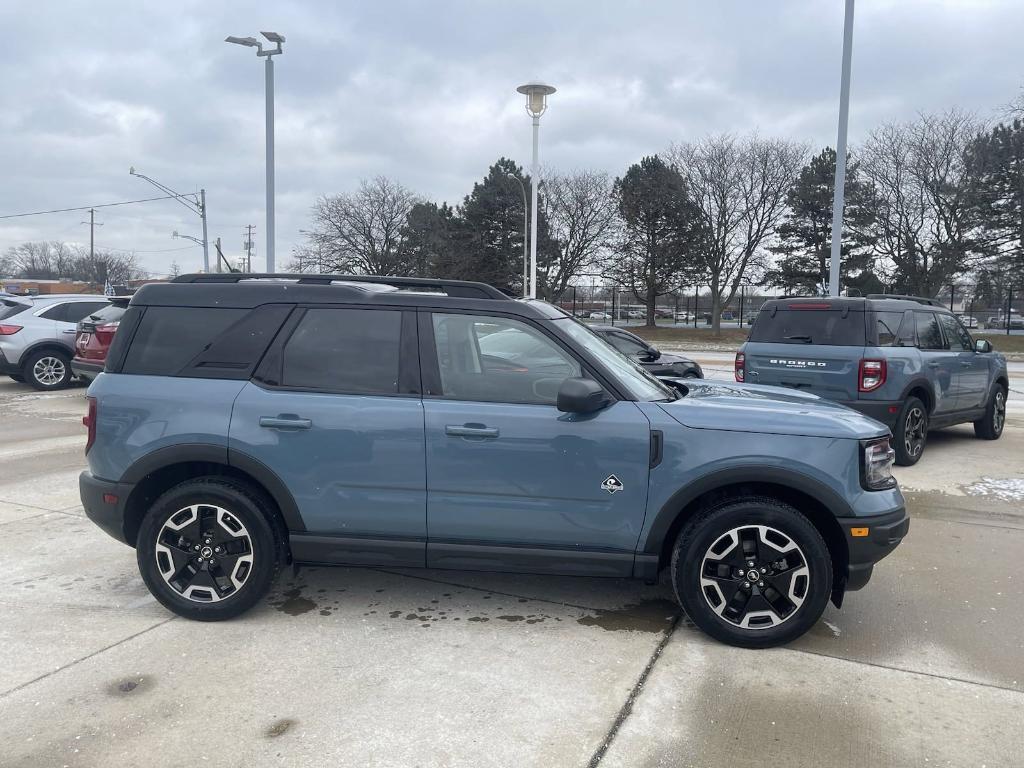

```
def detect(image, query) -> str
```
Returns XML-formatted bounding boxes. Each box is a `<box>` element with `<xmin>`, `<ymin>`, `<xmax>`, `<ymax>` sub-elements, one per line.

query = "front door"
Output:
<box><xmin>937</xmin><ymin>312</ymin><xmax>988</xmax><ymax>410</ymax></box>
<box><xmin>420</xmin><ymin>311</ymin><xmax>652</xmax><ymax>577</ymax></box>
<box><xmin>229</xmin><ymin>306</ymin><xmax>426</xmax><ymax>567</ymax></box>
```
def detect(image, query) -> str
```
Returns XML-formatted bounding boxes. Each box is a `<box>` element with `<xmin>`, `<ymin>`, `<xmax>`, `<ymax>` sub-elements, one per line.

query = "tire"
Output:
<box><xmin>893</xmin><ymin>396</ymin><xmax>928</xmax><ymax>466</ymax></box>
<box><xmin>136</xmin><ymin>477</ymin><xmax>283</xmax><ymax>621</ymax></box>
<box><xmin>671</xmin><ymin>496</ymin><xmax>832</xmax><ymax>649</ymax></box>
<box><xmin>974</xmin><ymin>384</ymin><xmax>1007</xmax><ymax>440</ymax></box>
<box><xmin>8</xmin><ymin>374</ymin><xmax>24</xmax><ymax>383</ymax></box>
<box><xmin>682</xmin><ymin>371</ymin><xmax>701</xmax><ymax>379</ymax></box>
<box><xmin>22</xmin><ymin>349</ymin><xmax>73</xmax><ymax>391</ymax></box>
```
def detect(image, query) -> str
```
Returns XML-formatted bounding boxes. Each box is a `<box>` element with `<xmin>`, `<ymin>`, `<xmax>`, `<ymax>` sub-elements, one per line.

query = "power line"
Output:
<box><xmin>0</xmin><ymin>194</ymin><xmax>198</xmax><ymax>221</ymax></box>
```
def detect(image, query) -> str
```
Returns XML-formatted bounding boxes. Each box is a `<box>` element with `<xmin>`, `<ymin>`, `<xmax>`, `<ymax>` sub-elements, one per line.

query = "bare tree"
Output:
<box><xmin>668</xmin><ymin>134</ymin><xmax>806</xmax><ymax>333</ymax></box>
<box><xmin>301</xmin><ymin>176</ymin><xmax>421</xmax><ymax>275</ymax></box>
<box><xmin>538</xmin><ymin>170</ymin><xmax>618</xmax><ymax>301</ymax></box>
<box><xmin>2</xmin><ymin>241</ymin><xmax>143</xmax><ymax>285</ymax></box>
<box><xmin>858</xmin><ymin>110</ymin><xmax>985</xmax><ymax>296</ymax></box>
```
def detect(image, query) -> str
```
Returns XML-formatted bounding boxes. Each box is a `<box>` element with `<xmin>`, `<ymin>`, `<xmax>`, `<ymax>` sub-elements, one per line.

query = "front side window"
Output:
<box><xmin>282</xmin><ymin>308</ymin><xmax>402</xmax><ymax>394</ymax></box>
<box><xmin>937</xmin><ymin>313</ymin><xmax>972</xmax><ymax>351</ymax></box>
<box><xmin>914</xmin><ymin>312</ymin><xmax>944</xmax><ymax>350</ymax></box>
<box><xmin>431</xmin><ymin>314</ymin><xmax>580</xmax><ymax>405</ymax></box>
<box><xmin>64</xmin><ymin>302</ymin><xmax>110</xmax><ymax>323</ymax></box>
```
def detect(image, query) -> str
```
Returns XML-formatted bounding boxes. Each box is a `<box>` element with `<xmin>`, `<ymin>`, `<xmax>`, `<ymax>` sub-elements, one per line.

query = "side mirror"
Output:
<box><xmin>644</xmin><ymin>346</ymin><xmax>662</xmax><ymax>361</ymax></box>
<box><xmin>557</xmin><ymin>377</ymin><xmax>610</xmax><ymax>414</ymax></box>
<box><xmin>975</xmin><ymin>339</ymin><xmax>992</xmax><ymax>354</ymax></box>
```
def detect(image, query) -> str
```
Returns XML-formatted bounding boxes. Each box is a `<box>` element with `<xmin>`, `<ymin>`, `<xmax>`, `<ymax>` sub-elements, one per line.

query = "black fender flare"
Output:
<box><xmin>897</xmin><ymin>377</ymin><xmax>934</xmax><ymax>412</ymax></box>
<box><xmin>639</xmin><ymin>465</ymin><xmax>853</xmax><ymax>555</ymax></box>
<box><xmin>120</xmin><ymin>442</ymin><xmax>305</xmax><ymax>532</ymax></box>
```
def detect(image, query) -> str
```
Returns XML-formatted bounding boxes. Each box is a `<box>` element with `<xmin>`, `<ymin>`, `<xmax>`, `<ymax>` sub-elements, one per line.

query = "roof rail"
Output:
<box><xmin>865</xmin><ymin>294</ymin><xmax>942</xmax><ymax>307</ymax></box>
<box><xmin>170</xmin><ymin>273</ymin><xmax>511</xmax><ymax>300</ymax></box>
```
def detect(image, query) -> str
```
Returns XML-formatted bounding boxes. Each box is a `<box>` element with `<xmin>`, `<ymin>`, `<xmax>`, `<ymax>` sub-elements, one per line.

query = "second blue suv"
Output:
<box><xmin>737</xmin><ymin>296</ymin><xmax>1009</xmax><ymax>465</ymax></box>
<box><xmin>80</xmin><ymin>275</ymin><xmax>908</xmax><ymax>648</ymax></box>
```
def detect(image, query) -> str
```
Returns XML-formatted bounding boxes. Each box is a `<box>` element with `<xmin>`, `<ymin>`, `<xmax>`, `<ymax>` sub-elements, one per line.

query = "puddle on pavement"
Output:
<box><xmin>107</xmin><ymin>675</ymin><xmax>151</xmax><ymax>695</ymax></box>
<box><xmin>272</xmin><ymin>587</ymin><xmax>317</xmax><ymax>616</ymax></box>
<box><xmin>265</xmin><ymin>718</ymin><xmax>296</xmax><ymax>738</ymax></box>
<box><xmin>576</xmin><ymin>599</ymin><xmax>680</xmax><ymax>632</ymax></box>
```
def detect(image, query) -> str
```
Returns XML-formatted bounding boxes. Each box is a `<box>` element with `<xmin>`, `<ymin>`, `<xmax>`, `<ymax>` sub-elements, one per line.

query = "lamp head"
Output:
<box><xmin>517</xmin><ymin>81</ymin><xmax>556</xmax><ymax>117</ymax></box>
<box><xmin>261</xmin><ymin>31</ymin><xmax>285</xmax><ymax>43</ymax></box>
<box><xmin>225</xmin><ymin>36</ymin><xmax>260</xmax><ymax>47</ymax></box>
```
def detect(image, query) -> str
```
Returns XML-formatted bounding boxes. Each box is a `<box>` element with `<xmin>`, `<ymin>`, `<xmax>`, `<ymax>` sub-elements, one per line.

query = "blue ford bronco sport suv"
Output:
<box><xmin>80</xmin><ymin>274</ymin><xmax>908</xmax><ymax>648</ymax></box>
<box><xmin>737</xmin><ymin>295</ymin><xmax>1009</xmax><ymax>466</ymax></box>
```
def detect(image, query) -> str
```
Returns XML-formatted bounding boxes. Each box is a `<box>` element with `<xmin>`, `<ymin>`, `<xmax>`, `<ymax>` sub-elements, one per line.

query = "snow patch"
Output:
<box><xmin>962</xmin><ymin>477</ymin><xmax>1024</xmax><ymax>503</ymax></box>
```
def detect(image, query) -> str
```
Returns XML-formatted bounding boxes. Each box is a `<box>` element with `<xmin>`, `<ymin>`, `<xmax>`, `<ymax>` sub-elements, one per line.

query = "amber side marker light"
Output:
<box><xmin>850</xmin><ymin>527</ymin><xmax>870</xmax><ymax>537</ymax></box>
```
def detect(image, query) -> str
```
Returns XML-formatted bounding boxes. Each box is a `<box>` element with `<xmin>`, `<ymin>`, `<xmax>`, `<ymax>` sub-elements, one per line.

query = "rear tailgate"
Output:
<box><xmin>744</xmin><ymin>343</ymin><xmax>863</xmax><ymax>401</ymax></box>
<box><xmin>743</xmin><ymin>306</ymin><xmax>868</xmax><ymax>402</ymax></box>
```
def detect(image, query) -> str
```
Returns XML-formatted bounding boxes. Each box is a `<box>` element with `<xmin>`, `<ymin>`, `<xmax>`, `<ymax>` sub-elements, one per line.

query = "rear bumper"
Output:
<box><xmin>0</xmin><ymin>348</ymin><xmax>19</xmax><ymax>375</ymax></box>
<box><xmin>837</xmin><ymin>399</ymin><xmax>901</xmax><ymax>429</ymax></box>
<box><xmin>71</xmin><ymin>358</ymin><xmax>104</xmax><ymax>379</ymax></box>
<box><xmin>80</xmin><ymin>471</ymin><xmax>134</xmax><ymax>546</ymax></box>
<box><xmin>836</xmin><ymin>507</ymin><xmax>909</xmax><ymax>593</ymax></box>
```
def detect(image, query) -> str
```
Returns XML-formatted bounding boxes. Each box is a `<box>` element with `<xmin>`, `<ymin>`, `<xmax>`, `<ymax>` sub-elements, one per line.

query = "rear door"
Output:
<box><xmin>743</xmin><ymin>305</ymin><xmax>865</xmax><ymax>402</ymax></box>
<box><xmin>230</xmin><ymin>306</ymin><xmax>427</xmax><ymax>566</ymax></box>
<box><xmin>913</xmin><ymin>311</ymin><xmax>959</xmax><ymax>415</ymax></box>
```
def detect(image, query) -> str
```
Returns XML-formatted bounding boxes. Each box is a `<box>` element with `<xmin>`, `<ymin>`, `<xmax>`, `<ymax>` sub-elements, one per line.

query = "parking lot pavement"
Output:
<box><xmin>1</xmin><ymin>377</ymin><xmax>1023</xmax><ymax>767</ymax></box>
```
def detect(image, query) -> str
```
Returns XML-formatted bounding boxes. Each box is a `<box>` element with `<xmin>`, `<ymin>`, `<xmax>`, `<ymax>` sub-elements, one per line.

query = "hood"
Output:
<box><xmin>657</xmin><ymin>379</ymin><xmax>889</xmax><ymax>439</ymax></box>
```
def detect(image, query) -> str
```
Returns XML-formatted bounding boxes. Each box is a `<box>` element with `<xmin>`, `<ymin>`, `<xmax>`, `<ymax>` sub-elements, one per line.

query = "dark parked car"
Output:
<box><xmin>592</xmin><ymin>325</ymin><xmax>703</xmax><ymax>378</ymax></box>
<box><xmin>81</xmin><ymin>274</ymin><xmax>907</xmax><ymax>648</ymax></box>
<box><xmin>71</xmin><ymin>297</ymin><xmax>131</xmax><ymax>382</ymax></box>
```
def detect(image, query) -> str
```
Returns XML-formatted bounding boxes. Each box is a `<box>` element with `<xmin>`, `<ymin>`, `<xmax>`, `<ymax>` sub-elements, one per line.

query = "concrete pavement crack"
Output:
<box><xmin>587</xmin><ymin>614</ymin><xmax>682</xmax><ymax>767</ymax></box>
<box><xmin>0</xmin><ymin>616</ymin><xmax>176</xmax><ymax>700</ymax></box>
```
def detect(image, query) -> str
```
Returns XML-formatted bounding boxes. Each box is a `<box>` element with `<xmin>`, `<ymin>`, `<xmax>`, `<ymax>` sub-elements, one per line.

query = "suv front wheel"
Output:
<box><xmin>671</xmin><ymin>497</ymin><xmax>832</xmax><ymax>648</ymax></box>
<box><xmin>136</xmin><ymin>477</ymin><xmax>283</xmax><ymax>621</ymax></box>
<box><xmin>894</xmin><ymin>396</ymin><xmax>928</xmax><ymax>466</ymax></box>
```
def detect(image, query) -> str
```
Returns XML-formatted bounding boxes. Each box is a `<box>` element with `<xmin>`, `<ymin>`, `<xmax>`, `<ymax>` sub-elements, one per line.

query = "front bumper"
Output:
<box><xmin>836</xmin><ymin>507</ymin><xmax>909</xmax><ymax>595</ymax></box>
<box><xmin>80</xmin><ymin>471</ymin><xmax>134</xmax><ymax>546</ymax></box>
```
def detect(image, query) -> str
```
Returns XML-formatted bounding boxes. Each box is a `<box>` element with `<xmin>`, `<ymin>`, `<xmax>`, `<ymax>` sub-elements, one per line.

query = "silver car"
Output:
<box><xmin>0</xmin><ymin>294</ymin><xmax>110</xmax><ymax>390</ymax></box>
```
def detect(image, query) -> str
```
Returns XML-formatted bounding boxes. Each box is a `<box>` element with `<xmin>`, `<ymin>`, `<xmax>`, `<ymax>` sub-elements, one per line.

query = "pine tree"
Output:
<box><xmin>766</xmin><ymin>148</ymin><xmax>879</xmax><ymax>295</ymax></box>
<box><xmin>970</xmin><ymin>119</ymin><xmax>1024</xmax><ymax>282</ymax></box>
<box><xmin>399</xmin><ymin>202</ymin><xmax>456</xmax><ymax>278</ymax></box>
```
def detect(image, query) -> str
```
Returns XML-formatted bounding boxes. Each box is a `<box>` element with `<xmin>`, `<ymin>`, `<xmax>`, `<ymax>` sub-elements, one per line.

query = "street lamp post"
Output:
<box><xmin>226</xmin><ymin>31</ymin><xmax>285</xmax><ymax>273</ymax></box>
<box><xmin>828</xmin><ymin>0</ymin><xmax>855</xmax><ymax>297</ymax></box>
<box><xmin>506</xmin><ymin>172</ymin><xmax>529</xmax><ymax>297</ymax></box>
<box><xmin>129</xmin><ymin>167</ymin><xmax>208</xmax><ymax>271</ymax></box>
<box><xmin>516</xmin><ymin>81</ymin><xmax>555</xmax><ymax>299</ymax></box>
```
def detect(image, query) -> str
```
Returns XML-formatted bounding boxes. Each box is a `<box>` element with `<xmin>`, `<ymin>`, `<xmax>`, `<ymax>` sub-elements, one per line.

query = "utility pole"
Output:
<box><xmin>80</xmin><ymin>208</ymin><xmax>103</xmax><ymax>261</ymax></box>
<box><xmin>244</xmin><ymin>225</ymin><xmax>255</xmax><ymax>272</ymax></box>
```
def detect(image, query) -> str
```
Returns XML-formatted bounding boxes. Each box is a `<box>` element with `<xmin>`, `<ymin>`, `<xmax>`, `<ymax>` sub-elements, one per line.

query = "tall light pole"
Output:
<box><xmin>517</xmin><ymin>81</ymin><xmax>555</xmax><ymax>299</ymax></box>
<box><xmin>129</xmin><ymin>167</ymin><xmax>208</xmax><ymax>271</ymax></box>
<box><xmin>506</xmin><ymin>172</ymin><xmax>529</xmax><ymax>297</ymax></box>
<box><xmin>828</xmin><ymin>0</ymin><xmax>855</xmax><ymax>297</ymax></box>
<box><xmin>226</xmin><ymin>31</ymin><xmax>285</xmax><ymax>273</ymax></box>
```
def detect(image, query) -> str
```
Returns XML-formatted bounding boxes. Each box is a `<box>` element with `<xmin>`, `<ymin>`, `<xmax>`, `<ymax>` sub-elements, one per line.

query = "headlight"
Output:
<box><xmin>861</xmin><ymin>436</ymin><xmax>896</xmax><ymax>491</ymax></box>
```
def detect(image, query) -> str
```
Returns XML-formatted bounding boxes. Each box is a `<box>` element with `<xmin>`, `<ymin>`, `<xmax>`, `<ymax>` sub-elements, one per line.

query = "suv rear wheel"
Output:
<box><xmin>136</xmin><ymin>477</ymin><xmax>283</xmax><ymax>621</ymax></box>
<box><xmin>23</xmin><ymin>349</ymin><xmax>73</xmax><ymax>391</ymax></box>
<box><xmin>974</xmin><ymin>384</ymin><xmax>1007</xmax><ymax>440</ymax></box>
<box><xmin>671</xmin><ymin>497</ymin><xmax>832</xmax><ymax>648</ymax></box>
<box><xmin>894</xmin><ymin>396</ymin><xmax>928</xmax><ymax>466</ymax></box>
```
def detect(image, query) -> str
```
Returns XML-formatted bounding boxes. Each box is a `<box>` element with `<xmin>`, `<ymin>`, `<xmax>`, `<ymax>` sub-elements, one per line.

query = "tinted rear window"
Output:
<box><xmin>86</xmin><ymin>303</ymin><xmax>128</xmax><ymax>324</ymax></box>
<box><xmin>122</xmin><ymin>307</ymin><xmax>247</xmax><ymax>376</ymax></box>
<box><xmin>749</xmin><ymin>309</ymin><xmax>866</xmax><ymax>346</ymax></box>
<box><xmin>0</xmin><ymin>300</ymin><xmax>29</xmax><ymax>321</ymax></box>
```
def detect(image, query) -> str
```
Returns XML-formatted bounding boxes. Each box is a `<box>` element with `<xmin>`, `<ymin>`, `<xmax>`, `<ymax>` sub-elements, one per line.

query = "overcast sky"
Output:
<box><xmin>1</xmin><ymin>0</ymin><xmax>1021</xmax><ymax>276</ymax></box>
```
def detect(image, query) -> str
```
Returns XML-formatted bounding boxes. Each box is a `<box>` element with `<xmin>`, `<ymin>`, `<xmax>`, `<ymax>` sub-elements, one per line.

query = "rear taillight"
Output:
<box><xmin>734</xmin><ymin>352</ymin><xmax>745</xmax><ymax>382</ymax></box>
<box><xmin>0</xmin><ymin>324</ymin><xmax>22</xmax><ymax>335</ymax></box>
<box><xmin>858</xmin><ymin>359</ymin><xmax>887</xmax><ymax>392</ymax></box>
<box><xmin>95</xmin><ymin>321</ymin><xmax>120</xmax><ymax>334</ymax></box>
<box><xmin>83</xmin><ymin>396</ymin><xmax>97</xmax><ymax>454</ymax></box>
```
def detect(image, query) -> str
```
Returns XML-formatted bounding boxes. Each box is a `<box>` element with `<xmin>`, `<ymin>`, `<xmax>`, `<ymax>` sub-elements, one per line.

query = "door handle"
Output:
<box><xmin>62</xmin><ymin>329</ymin><xmax>77</xmax><ymax>334</ymax></box>
<box><xmin>927</xmin><ymin>362</ymin><xmax>940</xmax><ymax>369</ymax></box>
<box><xmin>960</xmin><ymin>361</ymin><xmax>972</xmax><ymax>367</ymax></box>
<box><xmin>259</xmin><ymin>416</ymin><xmax>312</xmax><ymax>430</ymax></box>
<box><xmin>445</xmin><ymin>424</ymin><xmax>500</xmax><ymax>439</ymax></box>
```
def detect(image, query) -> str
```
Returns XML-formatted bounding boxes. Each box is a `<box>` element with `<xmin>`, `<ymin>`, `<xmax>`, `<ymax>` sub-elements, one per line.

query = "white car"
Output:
<box><xmin>958</xmin><ymin>315</ymin><xmax>979</xmax><ymax>329</ymax></box>
<box><xmin>588</xmin><ymin>311</ymin><xmax>610</xmax><ymax>320</ymax></box>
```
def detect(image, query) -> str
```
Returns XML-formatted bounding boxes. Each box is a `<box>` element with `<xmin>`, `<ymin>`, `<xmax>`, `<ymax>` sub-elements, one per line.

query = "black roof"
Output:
<box><xmin>761</xmin><ymin>295</ymin><xmax>952</xmax><ymax>313</ymax></box>
<box><xmin>133</xmin><ymin>273</ymin><xmax>565</xmax><ymax>320</ymax></box>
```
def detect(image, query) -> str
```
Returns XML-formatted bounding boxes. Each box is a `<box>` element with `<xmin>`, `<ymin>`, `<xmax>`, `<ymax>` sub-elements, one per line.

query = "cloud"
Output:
<box><xmin>0</xmin><ymin>0</ymin><xmax>1020</xmax><ymax>275</ymax></box>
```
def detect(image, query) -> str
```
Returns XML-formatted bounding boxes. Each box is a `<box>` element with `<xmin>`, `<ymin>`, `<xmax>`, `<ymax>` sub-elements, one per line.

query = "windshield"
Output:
<box><xmin>556</xmin><ymin>317</ymin><xmax>675</xmax><ymax>401</ymax></box>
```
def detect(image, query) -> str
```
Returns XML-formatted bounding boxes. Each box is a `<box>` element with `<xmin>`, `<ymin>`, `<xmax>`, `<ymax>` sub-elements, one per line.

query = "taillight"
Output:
<box><xmin>734</xmin><ymin>352</ymin><xmax>746</xmax><ymax>382</ymax></box>
<box><xmin>83</xmin><ymin>396</ymin><xmax>97</xmax><ymax>454</ymax></box>
<box><xmin>95</xmin><ymin>321</ymin><xmax>120</xmax><ymax>334</ymax></box>
<box><xmin>859</xmin><ymin>359</ymin><xmax>887</xmax><ymax>392</ymax></box>
<box><xmin>0</xmin><ymin>324</ymin><xmax>22</xmax><ymax>335</ymax></box>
